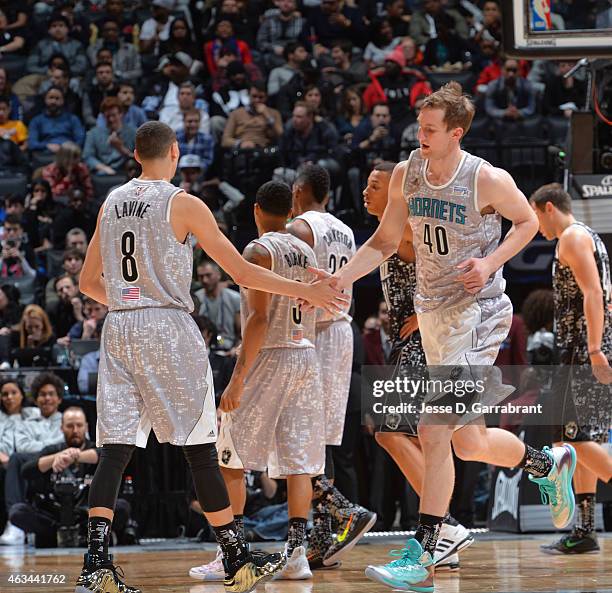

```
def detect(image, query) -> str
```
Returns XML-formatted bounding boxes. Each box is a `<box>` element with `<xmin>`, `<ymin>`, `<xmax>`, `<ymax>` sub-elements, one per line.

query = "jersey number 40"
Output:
<box><xmin>423</xmin><ymin>223</ymin><xmax>449</xmax><ymax>256</ymax></box>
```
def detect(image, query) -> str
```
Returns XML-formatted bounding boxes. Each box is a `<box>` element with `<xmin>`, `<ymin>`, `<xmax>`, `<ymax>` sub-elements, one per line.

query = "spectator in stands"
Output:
<box><xmin>0</xmin><ymin>1</ymin><xmax>27</xmax><ymax>31</ymax></box>
<box><xmin>204</xmin><ymin>19</ymin><xmax>253</xmax><ymax>78</ymax></box>
<box><xmin>139</xmin><ymin>0</ymin><xmax>175</xmax><ymax>56</ymax></box>
<box><xmin>68</xmin><ymin>297</ymin><xmax>107</xmax><ymax>341</ymax></box>
<box><xmin>159</xmin><ymin>17</ymin><xmax>200</xmax><ymax>63</ymax></box>
<box><xmin>267</xmin><ymin>41</ymin><xmax>308</xmax><ymax>98</ymax></box>
<box><xmin>159</xmin><ymin>81</ymin><xmax>210</xmax><ymax>134</ymax></box>
<box><xmin>96</xmin><ymin>82</ymin><xmax>146</xmax><ymax>130</ymax></box>
<box><xmin>15</xmin><ymin>373</ymin><xmax>64</xmax><ymax>454</ymax></box>
<box><xmin>64</xmin><ymin>228</ymin><xmax>88</xmax><ymax>254</ymax></box>
<box><xmin>0</xmin><ymin>9</ymin><xmax>24</xmax><ymax>55</ymax></box>
<box><xmin>194</xmin><ymin>261</ymin><xmax>241</xmax><ymax>352</ymax></box>
<box><xmin>322</xmin><ymin>39</ymin><xmax>369</xmax><ymax>90</ymax></box>
<box><xmin>217</xmin><ymin>0</ymin><xmax>260</xmax><ymax>48</ymax></box>
<box><xmin>82</xmin><ymin>62</ymin><xmax>119</xmax><ymax>128</ymax></box>
<box><xmin>400</xmin><ymin>94</ymin><xmax>427</xmax><ymax>159</ymax></box>
<box><xmin>36</xmin><ymin>65</ymin><xmax>82</xmax><ymax>121</ymax></box>
<box><xmin>10</xmin><ymin>305</ymin><xmax>55</xmax><ymax>365</ymax></box>
<box><xmin>422</xmin><ymin>13</ymin><xmax>472</xmax><ymax>70</ymax></box>
<box><xmin>473</xmin><ymin>38</ymin><xmax>502</xmax><ymax>94</ymax></box>
<box><xmin>93</xmin><ymin>0</ymin><xmax>137</xmax><ymax>43</ymax></box>
<box><xmin>277</xmin><ymin>101</ymin><xmax>339</xmax><ymax>180</ymax></box>
<box><xmin>222</xmin><ymin>82</ymin><xmax>283</xmax><ymax>150</ymax></box>
<box><xmin>0</xmin><ymin>214</ymin><xmax>36</xmax><ymax>277</ymax></box>
<box><xmin>23</xmin><ymin>180</ymin><xmax>56</xmax><ymax>252</ymax></box>
<box><xmin>25</xmin><ymin>13</ymin><xmax>87</xmax><ymax>77</ymax></box>
<box><xmin>28</xmin><ymin>87</ymin><xmax>85</xmax><ymax>159</ymax></box>
<box><xmin>176</xmin><ymin>110</ymin><xmax>214</xmax><ymax>172</ymax></box>
<box><xmin>543</xmin><ymin>60</ymin><xmax>587</xmax><ymax>118</ymax></box>
<box><xmin>256</xmin><ymin>0</ymin><xmax>305</xmax><ymax>69</ymax></box>
<box><xmin>335</xmin><ymin>86</ymin><xmax>368</xmax><ymax>145</ymax></box>
<box><xmin>44</xmin><ymin>248</ymin><xmax>84</xmax><ymax>311</ymax></box>
<box><xmin>77</xmin><ymin>348</ymin><xmax>99</xmax><ymax>394</ymax></box>
<box><xmin>363</xmin><ymin>298</ymin><xmax>390</xmax><ymax>364</ymax></box>
<box><xmin>0</xmin><ymin>135</ymin><xmax>27</xmax><ymax>174</ymax></box>
<box><xmin>11</xmin><ymin>407</ymin><xmax>133</xmax><ymax>547</ymax></box>
<box><xmin>51</xmin><ymin>191</ymin><xmax>95</xmax><ymax>250</ymax></box>
<box><xmin>141</xmin><ymin>52</ymin><xmax>194</xmax><ymax>119</ymax></box>
<box><xmin>0</xmin><ymin>68</ymin><xmax>21</xmax><ymax>120</ymax></box>
<box><xmin>83</xmin><ymin>97</ymin><xmax>136</xmax><ymax>176</ymax></box>
<box><xmin>87</xmin><ymin>18</ymin><xmax>142</xmax><ymax>81</ymax></box>
<box><xmin>301</xmin><ymin>0</ymin><xmax>368</xmax><ymax>57</ymax></box>
<box><xmin>47</xmin><ymin>274</ymin><xmax>82</xmax><ymax>341</ymax></box>
<box><xmin>303</xmin><ymin>84</ymin><xmax>328</xmax><ymax>123</ymax></box>
<box><xmin>0</xmin><ymin>380</ymin><xmax>35</xmax><ymax>463</ymax></box>
<box><xmin>386</xmin><ymin>0</ymin><xmax>411</xmax><ymax>37</ymax></box>
<box><xmin>177</xmin><ymin>154</ymin><xmax>207</xmax><ymax>196</ymax></box>
<box><xmin>364</xmin><ymin>17</ymin><xmax>402</xmax><ymax>68</ymax></box>
<box><xmin>0</xmin><ymin>96</ymin><xmax>27</xmax><ymax>149</ymax></box>
<box><xmin>363</xmin><ymin>47</ymin><xmax>431</xmax><ymax>137</ymax></box>
<box><xmin>409</xmin><ymin>0</ymin><xmax>469</xmax><ymax>47</ymax></box>
<box><xmin>208</xmin><ymin>59</ymin><xmax>251</xmax><ymax>122</ymax></box>
<box><xmin>42</xmin><ymin>143</ymin><xmax>93</xmax><ymax>202</ymax></box>
<box><xmin>473</xmin><ymin>0</ymin><xmax>503</xmax><ymax>44</ymax></box>
<box><xmin>485</xmin><ymin>57</ymin><xmax>537</xmax><ymax>121</ymax></box>
<box><xmin>0</xmin><ymin>284</ymin><xmax>21</xmax><ymax>331</ymax></box>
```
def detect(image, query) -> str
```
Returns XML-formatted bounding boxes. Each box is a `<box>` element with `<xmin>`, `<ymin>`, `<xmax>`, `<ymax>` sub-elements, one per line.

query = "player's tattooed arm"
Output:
<box><xmin>220</xmin><ymin>243</ymin><xmax>271</xmax><ymax>412</ymax></box>
<box><xmin>286</xmin><ymin>218</ymin><xmax>315</xmax><ymax>248</ymax></box>
<box><xmin>456</xmin><ymin>164</ymin><xmax>539</xmax><ymax>294</ymax></box>
<box><xmin>558</xmin><ymin>228</ymin><xmax>611</xmax><ymax>383</ymax></box>
<box><xmin>79</xmin><ymin>204</ymin><xmax>108</xmax><ymax>306</ymax></box>
<box><xmin>333</xmin><ymin>160</ymin><xmax>408</xmax><ymax>290</ymax></box>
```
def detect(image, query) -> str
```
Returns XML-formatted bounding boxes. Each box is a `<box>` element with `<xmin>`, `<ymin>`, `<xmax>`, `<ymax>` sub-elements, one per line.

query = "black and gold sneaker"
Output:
<box><xmin>223</xmin><ymin>551</ymin><xmax>285</xmax><ymax>593</ymax></box>
<box><xmin>75</xmin><ymin>553</ymin><xmax>141</xmax><ymax>593</ymax></box>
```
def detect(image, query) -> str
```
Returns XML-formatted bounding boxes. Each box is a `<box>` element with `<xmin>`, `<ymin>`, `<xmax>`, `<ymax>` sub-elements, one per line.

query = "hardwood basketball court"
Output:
<box><xmin>1</xmin><ymin>534</ymin><xmax>610</xmax><ymax>593</ymax></box>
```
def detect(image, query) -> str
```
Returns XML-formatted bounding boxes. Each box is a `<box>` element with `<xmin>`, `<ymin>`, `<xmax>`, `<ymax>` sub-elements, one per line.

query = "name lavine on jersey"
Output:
<box><xmin>115</xmin><ymin>200</ymin><xmax>151</xmax><ymax>219</ymax></box>
<box><xmin>408</xmin><ymin>196</ymin><xmax>466</xmax><ymax>225</ymax></box>
<box><xmin>284</xmin><ymin>251</ymin><xmax>309</xmax><ymax>268</ymax></box>
<box><xmin>322</xmin><ymin>228</ymin><xmax>353</xmax><ymax>249</ymax></box>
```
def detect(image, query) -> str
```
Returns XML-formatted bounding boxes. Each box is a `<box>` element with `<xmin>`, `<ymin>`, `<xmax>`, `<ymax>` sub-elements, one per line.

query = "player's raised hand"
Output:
<box><xmin>455</xmin><ymin>257</ymin><xmax>494</xmax><ymax>294</ymax></box>
<box><xmin>219</xmin><ymin>381</ymin><xmax>244</xmax><ymax>413</ymax></box>
<box><xmin>399</xmin><ymin>313</ymin><xmax>419</xmax><ymax>339</ymax></box>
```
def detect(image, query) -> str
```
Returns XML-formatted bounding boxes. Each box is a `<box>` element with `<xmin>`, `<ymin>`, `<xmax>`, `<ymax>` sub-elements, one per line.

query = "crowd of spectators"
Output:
<box><xmin>0</xmin><ymin>0</ymin><xmax>605</xmax><ymax>547</ymax></box>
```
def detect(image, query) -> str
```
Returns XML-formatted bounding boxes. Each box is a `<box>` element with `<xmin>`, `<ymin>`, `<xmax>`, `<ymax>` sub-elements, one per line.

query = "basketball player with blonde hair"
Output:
<box><xmin>317</xmin><ymin>83</ymin><xmax>577</xmax><ymax>591</ymax></box>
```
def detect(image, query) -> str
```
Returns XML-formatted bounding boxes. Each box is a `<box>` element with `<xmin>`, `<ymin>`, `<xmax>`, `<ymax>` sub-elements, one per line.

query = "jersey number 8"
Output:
<box><xmin>121</xmin><ymin>231</ymin><xmax>139</xmax><ymax>282</ymax></box>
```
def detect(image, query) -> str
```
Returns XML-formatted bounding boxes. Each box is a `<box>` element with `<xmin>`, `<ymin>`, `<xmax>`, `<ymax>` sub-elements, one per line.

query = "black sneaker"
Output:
<box><xmin>223</xmin><ymin>551</ymin><xmax>285</xmax><ymax>592</ymax></box>
<box><xmin>75</xmin><ymin>553</ymin><xmax>141</xmax><ymax>593</ymax></box>
<box><xmin>322</xmin><ymin>507</ymin><xmax>377</xmax><ymax>566</ymax></box>
<box><xmin>540</xmin><ymin>531</ymin><xmax>600</xmax><ymax>555</ymax></box>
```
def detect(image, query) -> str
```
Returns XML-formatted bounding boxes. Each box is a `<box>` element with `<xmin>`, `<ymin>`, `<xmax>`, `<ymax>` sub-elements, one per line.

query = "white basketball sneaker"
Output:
<box><xmin>188</xmin><ymin>546</ymin><xmax>224</xmax><ymax>581</ymax></box>
<box><xmin>274</xmin><ymin>545</ymin><xmax>312</xmax><ymax>580</ymax></box>
<box><xmin>434</xmin><ymin>552</ymin><xmax>460</xmax><ymax>572</ymax></box>
<box><xmin>434</xmin><ymin>522</ymin><xmax>474</xmax><ymax>565</ymax></box>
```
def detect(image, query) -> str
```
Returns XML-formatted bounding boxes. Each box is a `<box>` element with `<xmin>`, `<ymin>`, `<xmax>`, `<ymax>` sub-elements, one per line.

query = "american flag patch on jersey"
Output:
<box><xmin>291</xmin><ymin>329</ymin><xmax>303</xmax><ymax>341</ymax></box>
<box><xmin>121</xmin><ymin>287</ymin><xmax>141</xmax><ymax>301</ymax></box>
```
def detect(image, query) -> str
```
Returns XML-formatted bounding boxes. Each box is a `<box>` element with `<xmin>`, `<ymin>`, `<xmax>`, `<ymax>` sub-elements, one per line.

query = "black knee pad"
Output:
<box><xmin>183</xmin><ymin>443</ymin><xmax>230</xmax><ymax>514</ymax></box>
<box><xmin>89</xmin><ymin>444</ymin><xmax>135</xmax><ymax>510</ymax></box>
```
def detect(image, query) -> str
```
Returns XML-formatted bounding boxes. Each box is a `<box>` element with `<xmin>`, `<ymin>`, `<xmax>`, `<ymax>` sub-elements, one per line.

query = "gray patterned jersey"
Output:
<box><xmin>295</xmin><ymin>210</ymin><xmax>356</xmax><ymax>323</ymax></box>
<box><xmin>402</xmin><ymin>149</ymin><xmax>505</xmax><ymax>313</ymax></box>
<box><xmin>553</xmin><ymin>221</ymin><xmax>612</xmax><ymax>362</ymax></box>
<box><xmin>240</xmin><ymin>231</ymin><xmax>316</xmax><ymax>349</ymax></box>
<box><xmin>379</xmin><ymin>255</ymin><xmax>426</xmax><ymax>367</ymax></box>
<box><xmin>100</xmin><ymin>179</ymin><xmax>194</xmax><ymax>312</ymax></box>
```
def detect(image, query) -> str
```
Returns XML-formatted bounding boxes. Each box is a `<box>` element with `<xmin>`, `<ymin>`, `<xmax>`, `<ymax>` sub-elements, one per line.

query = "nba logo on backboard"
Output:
<box><xmin>530</xmin><ymin>0</ymin><xmax>552</xmax><ymax>31</ymax></box>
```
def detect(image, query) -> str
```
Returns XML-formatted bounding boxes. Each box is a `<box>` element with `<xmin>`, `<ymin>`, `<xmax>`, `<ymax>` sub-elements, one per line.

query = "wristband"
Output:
<box><xmin>588</xmin><ymin>349</ymin><xmax>602</xmax><ymax>356</ymax></box>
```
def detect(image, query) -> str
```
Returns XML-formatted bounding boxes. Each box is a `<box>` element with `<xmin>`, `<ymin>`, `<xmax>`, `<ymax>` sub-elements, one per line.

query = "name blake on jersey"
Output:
<box><xmin>284</xmin><ymin>251</ymin><xmax>310</xmax><ymax>268</ymax></box>
<box><xmin>115</xmin><ymin>200</ymin><xmax>151</xmax><ymax>220</ymax></box>
<box><xmin>408</xmin><ymin>196</ymin><xmax>466</xmax><ymax>225</ymax></box>
<box><xmin>322</xmin><ymin>228</ymin><xmax>353</xmax><ymax>250</ymax></box>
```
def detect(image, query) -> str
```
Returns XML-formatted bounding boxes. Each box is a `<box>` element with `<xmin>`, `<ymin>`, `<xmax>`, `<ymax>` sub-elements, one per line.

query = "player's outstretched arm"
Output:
<box><xmin>219</xmin><ymin>244</ymin><xmax>271</xmax><ymax>412</ymax></box>
<box><xmin>457</xmin><ymin>166</ymin><xmax>539</xmax><ymax>293</ymax></box>
<box><xmin>80</xmin><ymin>206</ymin><xmax>108</xmax><ymax>306</ymax></box>
<box><xmin>334</xmin><ymin>161</ymin><xmax>408</xmax><ymax>290</ymax></box>
<box><xmin>172</xmin><ymin>193</ymin><xmax>347</xmax><ymax>313</ymax></box>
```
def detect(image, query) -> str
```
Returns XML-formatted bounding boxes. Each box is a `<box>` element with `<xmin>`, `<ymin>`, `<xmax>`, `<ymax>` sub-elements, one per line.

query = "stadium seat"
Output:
<box><xmin>426</xmin><ymin>71</ymin><xmax>476</xmax><ymax>92</ymax></box>
<box><xmin>0</xmin><ymin>174</ymin><xmax>27</xmax><ymax>197</ymax></box>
